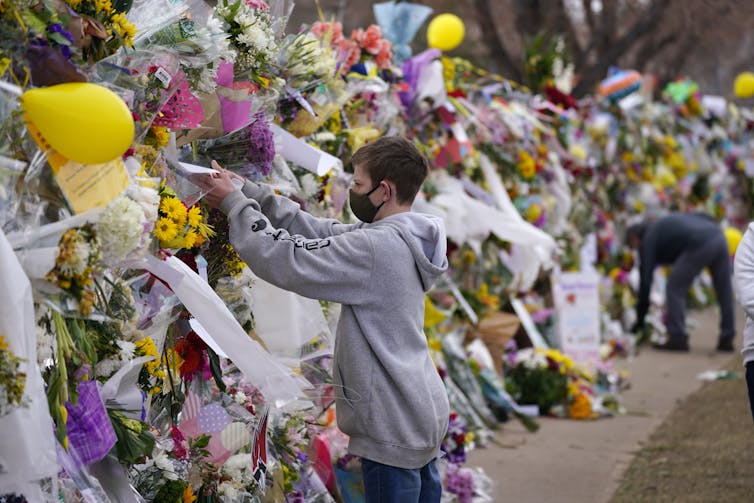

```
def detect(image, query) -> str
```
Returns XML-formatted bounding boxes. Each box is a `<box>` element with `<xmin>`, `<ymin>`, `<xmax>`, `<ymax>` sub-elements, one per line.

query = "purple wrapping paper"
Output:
<box><xmin>65</xmin><ymin>380</ymin><xmax>117</xmax><ymax>467</ymax></box>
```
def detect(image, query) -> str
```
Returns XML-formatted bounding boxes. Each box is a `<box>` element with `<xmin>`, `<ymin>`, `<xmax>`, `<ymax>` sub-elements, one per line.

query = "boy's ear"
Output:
<box><xmin>381</xmin><ymin>180</ymin><xmax>393</xmax><ymax>200</ymax></box>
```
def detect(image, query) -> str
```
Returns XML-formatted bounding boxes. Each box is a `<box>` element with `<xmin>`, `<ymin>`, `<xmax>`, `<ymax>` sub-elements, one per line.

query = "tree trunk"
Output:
<box><xmin>474</xmin><ymin>0</ymin><xmax>524</xmax><ymax>81</ymax></box>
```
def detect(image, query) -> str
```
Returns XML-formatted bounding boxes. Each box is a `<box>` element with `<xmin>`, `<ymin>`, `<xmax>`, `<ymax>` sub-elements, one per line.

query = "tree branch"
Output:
<box><xmin>474</xmin><ymin>0</ymin><xmax>524</xmax><ymax>81</ymax></box>
<box><xmin>582</xmin><ymin>0</ymin><xmax>596</xmax><ymax>33</ymax></box>
<box><xmin>635</xmin><ymin>32</ymin><xmax>678</xmax><ymax>72</ymax></box>
<box><xmin>573</xmin><ymin>0</ymin><xmax>672</xmax><ymax>96</ymax></box>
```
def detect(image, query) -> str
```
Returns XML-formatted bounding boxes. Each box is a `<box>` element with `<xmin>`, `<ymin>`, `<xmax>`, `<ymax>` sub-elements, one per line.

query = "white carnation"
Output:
<box><xmin>95</xmin><ymin>357</ymin><xmax>122</xmax><ymax>378</ymax></box>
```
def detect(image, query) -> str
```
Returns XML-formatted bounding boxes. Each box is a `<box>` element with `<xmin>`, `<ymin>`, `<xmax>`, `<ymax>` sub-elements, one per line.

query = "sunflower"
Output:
<box><xmin>160</xmin><ymin>197</ymin><xmax>187</xmax><ymax>226</ymax></box>
<box><xmin>182</xmin><ymin>231</ymin><xmax>198</xmax><ymax>249</ymax></box>
<box><xmin>155</xmin><ymin>217</ymin><xmax>179</xmax><ymax>243</ymax></box>
<box><xmin>187</xmin><ymin>206</ymin><xmax>202</xmax><ymax>228</ymax></box>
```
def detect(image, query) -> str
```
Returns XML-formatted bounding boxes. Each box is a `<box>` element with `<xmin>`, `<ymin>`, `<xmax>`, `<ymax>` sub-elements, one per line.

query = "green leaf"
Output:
<box><xmin>192</xmin><ymin>434</ymin><xmax>211</xmax><ymax>449</ymax></box>
<box><xmin>19</xmin><ymin>10</ymin><xmax>48</xmax><ymax>35</ymax></box>
<box><xmin>48</xmin><ymin>32</ymin><xmax>73</xmax><ymax>47</ymax></box>
<box><xmin>206</xmin><ymin>347</ymin><xmax>226</xmax><ymax>392</ymax></box>
<box><xmin>108</xmin><ymin>410</ymin><xmax>156</xmax><ymax>464</ymax></box>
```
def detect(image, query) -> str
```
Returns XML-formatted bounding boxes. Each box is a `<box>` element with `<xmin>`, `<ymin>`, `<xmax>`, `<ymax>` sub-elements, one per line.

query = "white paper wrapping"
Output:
<box><xmin>248</xmin><ymin>271</ymin><xmax>332</xmax><ymax>366</ymax></box>
<box><xmin>415</xmin><ymin>164</ymin><xmax>557</xmax><ymax>291</ymax></box>
<box><xmin>0</xmin><ymin>230</ymin><xmax>58</xmax><ymax>493</ymax></box>
<box><xmin>141</xmin><ymin>255</ymin><xmax>309</xmax><ymax>407</ymax></box>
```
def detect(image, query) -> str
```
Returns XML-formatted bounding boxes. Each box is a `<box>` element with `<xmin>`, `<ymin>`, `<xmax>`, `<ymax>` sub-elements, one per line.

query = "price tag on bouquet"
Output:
<box><xmin>26</xmin><ymin>121</ymin><xmax>130</xmax><ymax>214</ymax></box>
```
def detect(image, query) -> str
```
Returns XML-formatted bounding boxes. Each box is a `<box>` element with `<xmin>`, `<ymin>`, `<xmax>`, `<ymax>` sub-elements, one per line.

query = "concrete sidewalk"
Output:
<box><xmin>467</xmin><ymin>308</ymin><xmax>742</xmax><ymax>503</ymax></box>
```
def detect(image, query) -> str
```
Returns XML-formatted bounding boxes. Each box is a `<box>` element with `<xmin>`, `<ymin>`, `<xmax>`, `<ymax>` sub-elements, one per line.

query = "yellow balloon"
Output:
<box><xmin>22</xmin><ymin>83</ymin><xmax>134</xmax><ymax>165</ymax></box>
<box><xmin>724</xmin><ymin>227</ymin><xmax>743</xmax><ymax>255</ymax></box>
<box><xmin>427</xmin><ymin>13</ymin><xmax>465</xmax><ymax>52</ymax></box>
<box><xmin>734</xmin><ymin>72</ymin><xmax>754</xmax><ymax>99</ymax></box>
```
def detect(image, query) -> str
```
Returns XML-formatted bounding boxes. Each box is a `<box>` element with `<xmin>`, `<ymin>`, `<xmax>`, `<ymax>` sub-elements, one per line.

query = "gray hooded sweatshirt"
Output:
<box><xmin>220</xmin><ymin>181</ymin><xmax>450</xmax><ymax>469</ymax></box>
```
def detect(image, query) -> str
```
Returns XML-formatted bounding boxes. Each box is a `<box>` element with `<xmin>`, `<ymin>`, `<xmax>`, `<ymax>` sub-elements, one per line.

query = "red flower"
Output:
<box><xmin>543</xmin><ymin>84</ymin><xmax>578</xmax><ymax>110</ymax></box>
<box><xmin>175</xmin><ymin>331</ymin><xmax>208</xmax><ymax>380</ymax></box>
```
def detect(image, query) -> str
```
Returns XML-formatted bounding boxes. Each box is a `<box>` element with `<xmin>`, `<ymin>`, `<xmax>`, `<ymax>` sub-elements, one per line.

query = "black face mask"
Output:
<box><xmin>349</xmin><ymin>182</ymin><xmax>385</xmax><ymax>223</ymax></box>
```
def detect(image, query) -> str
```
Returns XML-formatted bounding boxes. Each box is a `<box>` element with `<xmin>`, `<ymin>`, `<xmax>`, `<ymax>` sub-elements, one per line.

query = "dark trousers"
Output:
<box><xmin>362</xmin><ymin>458</ymin><xmax>441</xmax><ymax>503</ymax></box>
<box><xmin>746</xmin><ymin>361</ymin><xmax>754</xmax><ymax>422</ymax></box>
<box><xmin>666</xmin><ymin>233</ymin><xmax>735</xmax><ymax>341</ymax></box>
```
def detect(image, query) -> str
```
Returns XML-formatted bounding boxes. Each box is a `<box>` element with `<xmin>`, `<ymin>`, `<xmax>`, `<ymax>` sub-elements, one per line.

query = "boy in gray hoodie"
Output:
<box><xmin>195</xmin><ymin>136</ymin><xmax>450</xmax><ymax>502</ymax></box>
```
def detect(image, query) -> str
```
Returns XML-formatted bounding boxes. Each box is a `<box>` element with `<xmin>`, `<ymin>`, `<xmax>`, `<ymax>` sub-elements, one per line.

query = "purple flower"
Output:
<box><xmin>243</xmin><ymin>112</ymin><xmax>275</xmax><ymax>176</ymax></box>
<box><xmin>286</xmin><ymin>491</ymin><xmax>304</xmax><ymax>503</ymax></box>
<box><xmin>49</xmin><ymin>24</ymin><xmax>75</xmax><ymax>44</ymax></box>
<box><xmin>441</xmin><ymin>414</ymin><xmax>468</xmax><ymax>464</ymax></box>
<box><xmin>445</xmin><ymin>463</ymin><xmax>475</xmax><ymax>503</ymax></box>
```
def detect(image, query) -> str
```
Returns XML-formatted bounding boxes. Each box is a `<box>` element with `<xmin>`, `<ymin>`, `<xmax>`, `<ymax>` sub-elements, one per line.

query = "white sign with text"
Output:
<box><xmin>553</xmin><ymin>271</ymin><xmax>601</xmax><ymax>366</ymax></box>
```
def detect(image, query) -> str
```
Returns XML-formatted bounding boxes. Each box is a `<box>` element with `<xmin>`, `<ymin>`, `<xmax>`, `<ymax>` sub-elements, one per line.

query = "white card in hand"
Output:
<box><xmin>177</xmin><ymin>162</ymin><xmax>219</xmax><ymax>175</ymax></box>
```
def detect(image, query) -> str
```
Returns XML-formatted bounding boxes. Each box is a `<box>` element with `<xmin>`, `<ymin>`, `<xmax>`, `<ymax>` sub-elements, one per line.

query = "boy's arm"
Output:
<box><xmin>734</xmin><ymin>226</ymin><xmax>754</xmax><ymax>320</ymax></box>
<box><xmin>220</xmin><ymin>190</ymin><xmax>373</xmax><ymax>305</ymax></box>
<box><xmin>241</xmin><ymin>181</ymin><xmax>361</xmax><ymax>239</ymax></box>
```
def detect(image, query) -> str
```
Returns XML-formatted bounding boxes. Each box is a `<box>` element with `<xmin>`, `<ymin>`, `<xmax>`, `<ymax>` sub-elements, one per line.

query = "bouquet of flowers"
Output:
<box><xmin>215</xmin><ymin>0</ymin><xmax>278</xmax><ymax>82</ymax></box>
<box><xmin>62</xmin><ymin>0</ymin><xmax>138</xmax><ymax>62</ymax></box>
<box><xmin>310</xmin><ymin>21</ymin><xmax>392</xmax><ymax>72</ymax></box>
<box><xmin>276</xmin><ymin>32</ymin><xmax>337</xmax><ymax>90</ymax></box>
<box><xmin>44</xmin><ymin>224</ymin><xmax>102</xmax><ymax>316</ymax></box>
<box><xmin>503</xmin><ymin>346</ymin><xmax>571</xmax><ymax>415</ymax></box>
<box><xmin>154</xmin><ymin>184</ymin><xmax>214</xmax><ymax>250</ymax></box>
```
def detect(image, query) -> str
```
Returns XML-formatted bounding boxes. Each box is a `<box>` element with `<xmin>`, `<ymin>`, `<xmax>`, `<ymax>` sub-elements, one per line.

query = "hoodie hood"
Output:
<box><xmin>375</xmin><ymin>212</ymin><xmax>448</xmax><ymax>290</ymax></box>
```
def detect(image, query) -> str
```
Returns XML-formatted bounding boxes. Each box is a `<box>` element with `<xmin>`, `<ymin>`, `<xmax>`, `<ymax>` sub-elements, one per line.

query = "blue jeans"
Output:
<box><xmin>361</xmin><ymin>458</ymin><xmax>442</xmax><ymax>503</ymax></box>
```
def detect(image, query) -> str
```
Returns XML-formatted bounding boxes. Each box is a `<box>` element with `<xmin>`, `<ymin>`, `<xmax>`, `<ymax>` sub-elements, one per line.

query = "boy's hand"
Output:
<box><xmin>192</xmin><ymin>160</ymin><xmax>239</xmax><ymax>209</ymax></box>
